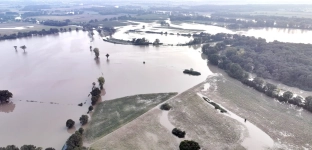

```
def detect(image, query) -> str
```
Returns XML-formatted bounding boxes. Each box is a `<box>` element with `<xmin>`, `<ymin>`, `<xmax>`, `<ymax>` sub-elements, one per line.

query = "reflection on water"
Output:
<box><xmin>0</xmin><ymin>102</ymin><xmax>16</xmax><ymax>113</ymax></box>
<box><xmin>94</xmin><ymin>57</ymin><xmax>100</xmax><ymax>67</ymax></box>
<box><xmin>67</xmin><ymin>126</ymin><xmax>76</xmax><ymax>134</ymax></box>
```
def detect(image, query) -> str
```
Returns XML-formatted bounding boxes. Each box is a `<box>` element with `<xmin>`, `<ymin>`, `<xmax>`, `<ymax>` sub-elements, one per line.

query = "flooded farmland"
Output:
<box><xmin>1</xmin><ymin>20</ymin><xmax>312</xmax><ymax>149</ymax></box>
<box><xmin>0</xmin><ymin>31</ymin><xmax>210</xmax><ymax>148</ymax></box>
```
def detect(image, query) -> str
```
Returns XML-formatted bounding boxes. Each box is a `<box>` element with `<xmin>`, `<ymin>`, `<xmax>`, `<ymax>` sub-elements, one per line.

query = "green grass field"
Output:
<box><xmin>84</xmin><ymin>93</ymin><xmax>177</xmax><ymax>143</ymax></box>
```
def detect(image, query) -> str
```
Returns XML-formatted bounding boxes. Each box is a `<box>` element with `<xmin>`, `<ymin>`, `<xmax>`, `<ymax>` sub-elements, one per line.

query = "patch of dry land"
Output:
<box><xmin>86</xmin><ymin>67</ymin><xmax>312</xmax><ymax>150</ymax></box>
<box><xmin>88</xmin><ymin>84</ymin><xmax>246</xmax><ymax>150</ymax></box>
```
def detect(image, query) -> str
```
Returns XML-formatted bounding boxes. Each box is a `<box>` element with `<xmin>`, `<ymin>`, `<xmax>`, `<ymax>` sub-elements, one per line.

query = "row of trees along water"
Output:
<box><xmin>65</xmin><ymin>49</ymin><xmax>105</xmax><ymax>150</ymax></box>
<box><xmin>201</xmin><ymin>35</ymin><xmax>312</xmax><ymax>113</ymax></box>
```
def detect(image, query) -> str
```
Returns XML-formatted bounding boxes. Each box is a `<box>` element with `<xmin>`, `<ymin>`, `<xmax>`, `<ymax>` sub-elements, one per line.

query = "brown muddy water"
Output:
<box><xmin>0</xmin><ymin>31</ymin><xmax>211</xmax><ymax>148</ymax></box>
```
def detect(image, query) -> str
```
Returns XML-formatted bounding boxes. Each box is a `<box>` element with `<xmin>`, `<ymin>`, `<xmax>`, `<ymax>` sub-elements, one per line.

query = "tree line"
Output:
<box><xmin>0</xmin><ymin>27</ymin><xmax>82</xmax><ymax>41</ymax></box>
<box><xmin>202</xmin><ymin>37</ymin><xmax>312</xmax><ymax>113</ymax></box>
<box><xmin>0</xmin><ymin>145</ymin><xmax>55</xmax><ymax>150</ymax></box>
<box><xmin>170</xmin><ymin>13</ymin><xmax>312</xmax><ymax>30</ymax></box>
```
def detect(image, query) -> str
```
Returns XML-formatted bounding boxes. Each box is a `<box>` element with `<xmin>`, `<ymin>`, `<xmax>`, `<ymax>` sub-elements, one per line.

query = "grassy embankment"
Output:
<box><xmin>89</xmin><ymin>83</ymin><xmax>244</xmax><ymax>150</ymax></box>
<box><xmin>84</xmin><ymin>93</ymin><xmax>177</xmax><ymax>143</ymax></box>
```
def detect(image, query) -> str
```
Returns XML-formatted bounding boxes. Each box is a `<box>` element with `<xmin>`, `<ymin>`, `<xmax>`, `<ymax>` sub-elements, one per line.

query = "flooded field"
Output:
<box><xmin>1</xmin><ymin>19</ymin><xmax>312</xmax><ymax>149</ymax></box>
<box><xmin>116</xmin><ymin>20</ymin><xmax>312</xmax><ymax>44</ymax></box>
<box><xmin>0</xmin><ymin>31</ymin><xmax>210</xmax><ymax>148</ymax></box>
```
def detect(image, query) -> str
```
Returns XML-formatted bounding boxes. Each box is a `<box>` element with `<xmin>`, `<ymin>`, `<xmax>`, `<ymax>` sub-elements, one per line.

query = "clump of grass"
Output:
<box><xmin>160</xmin><ymin>103</ymin><xmax>172</xmax><ymax>110</ymax></box>
<box><xmin>202</xmin><ymin>96</ymin><xmax>227</xmax><ymax>113</ymax></box>
<box><xmin>208</xmin><ymin>101</ymin><xmax>227</xmax><ymax>113</ymax></box>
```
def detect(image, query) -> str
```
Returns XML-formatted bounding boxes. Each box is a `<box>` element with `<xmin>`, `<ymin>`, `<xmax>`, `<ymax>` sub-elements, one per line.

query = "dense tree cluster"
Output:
<box><xmin>172</xmin><ymin>128</ymin><xmax>186</xmax><ymax>138</ymax></box>
<box><xmin>202</xmin><ymin>37</ymin><xmax>312</xmax><ymax>113</ymax></box>
<box><xmin>0</xmin><ymin>90</ymin><xmax>13</xmax><ymax>103</ymax></box>
<box><xmin>223</xmin><ymin>35</ymin><xmax>312</xmax><ymax>91</ymax></box>
<box><xmin>179</xmin><ymin>140</ymin><xmax>200</xmax><ymax>150</ymax></box>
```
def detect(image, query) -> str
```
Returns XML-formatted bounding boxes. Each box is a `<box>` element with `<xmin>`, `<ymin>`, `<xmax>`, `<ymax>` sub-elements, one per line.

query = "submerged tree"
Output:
<box><xmin>98</xmin><ymin>77</ymin><xmax>105</xmax><ymax>89</ymax></box>
<box><xmin>66</xmin><ymin>119</ymin><xmax>75</xmax><ymax>129</ymax></box>
<box><xmin>88</xmin><ymin>106</ymin><xmax>94</xmax><ymax>112</ymax></box>
<box><xmin>90</xmin><ymin>87</ymin><xmax>101</xmax><ymax>97</ymax></box>
<box><xmin>90</xmin><ymin>46</ymin><xmax>92</xmax><ymax>51</ymax></box>
<box><xmin>79</xmin><ymin>115</ymin><xmax>89</xmax><ymax>125</ymax></box>
<box><xmin>20</xmin><ymin>45</ymin><xmax>27</xmax><ymax>52</ymax></box>
<box><xmin>93</xmin><ymin>48</ymin><xmax>99</xmax><ymax>58</ymax></box>
<box><xmin>0</xmin><ymin>90</ymin><xmax>13</xmax><ymax>103</ymax></box>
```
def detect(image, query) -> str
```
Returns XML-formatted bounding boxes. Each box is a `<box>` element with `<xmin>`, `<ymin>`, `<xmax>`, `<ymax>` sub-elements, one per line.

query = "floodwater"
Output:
<box><xmin>2</xmin><ymin>20</ymin><xmax>312</xmax><ymax>149</ymax></box>
<box><xmin>171</xmin><ymin>22</ymin><xmax>312</xmax><ymax>44</ymax></box>
<box><xmin>113</xmin><ymin>21</ymin><xmax>194</xmax><ymax>45</ymax></box>
<box><xmin>120</xmin><ymin>20</ymin><xmax>312</xmax><ymax>44</ymax></box>
<box><xmin>0</xmin><ymin>31</ymin><xmax>211</xmax><ymax>148</ymax></box>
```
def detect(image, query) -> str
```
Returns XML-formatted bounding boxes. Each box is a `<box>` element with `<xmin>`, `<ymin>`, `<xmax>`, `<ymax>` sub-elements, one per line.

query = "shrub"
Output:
<box><xmin>179</xmin><ymin>140</ymin><xmax>200</xmax><ymax>150</ymax></box>
<box><xmin>172</xmin><ymin>128</ymin><xmax>186</xmax><ymax>138</ymax></box>
<box><xmin>78</xmin><ymin>127</ymin><xmax>84</xmax><ymax>134</ymax></box>
<box><xmin>160</xmin><ymin>103</ymin><xmax>172</xmax><ymax>110</ymax></box>
<box><xmin>79</xmin><ymin>115</ymin><xmax>89</xmax><ymax>125</ymax></box>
